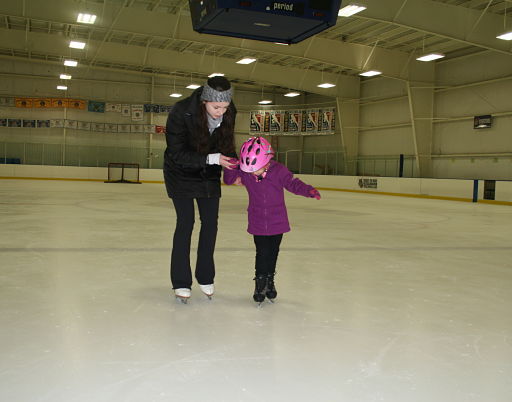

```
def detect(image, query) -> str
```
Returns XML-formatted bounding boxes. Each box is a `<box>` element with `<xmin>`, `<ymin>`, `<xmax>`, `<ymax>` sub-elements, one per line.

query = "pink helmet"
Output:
<box><xmin>239</xmin><ymin>136</ymin><xmax>274</xmax><ymax>173</ymax></box>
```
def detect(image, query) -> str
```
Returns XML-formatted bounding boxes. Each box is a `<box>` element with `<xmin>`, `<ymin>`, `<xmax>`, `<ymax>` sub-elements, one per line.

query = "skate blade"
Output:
<box><xmin>175</xmin><ymin>296</ymin><xmax>189</xmax><ymax>304</ymax></box>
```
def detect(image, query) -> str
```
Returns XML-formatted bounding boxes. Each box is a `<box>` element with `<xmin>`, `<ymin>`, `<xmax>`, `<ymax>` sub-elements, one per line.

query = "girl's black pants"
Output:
<box><xmin>253</xmin><ymin>234</ymin><xmax>283</xmax><ymax>277</ymax></box>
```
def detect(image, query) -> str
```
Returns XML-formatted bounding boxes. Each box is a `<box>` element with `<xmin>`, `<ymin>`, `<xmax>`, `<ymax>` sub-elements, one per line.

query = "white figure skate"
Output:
<box><xmin>199</xmin><ymin>284</ymin><xmax>214</xmax><ymax>300</ymax></box>
<box><xmin>174</xmin><ymin>288</ymin><xmax>191</xmax><ymax>304</ymax></box>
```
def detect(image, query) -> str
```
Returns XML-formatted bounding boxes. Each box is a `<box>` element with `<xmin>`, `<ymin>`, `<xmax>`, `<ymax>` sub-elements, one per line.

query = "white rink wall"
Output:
<box><xmin>1</xmin><ymin>164</ymin><xmax>511</xmax><ymax>203</ymax></box>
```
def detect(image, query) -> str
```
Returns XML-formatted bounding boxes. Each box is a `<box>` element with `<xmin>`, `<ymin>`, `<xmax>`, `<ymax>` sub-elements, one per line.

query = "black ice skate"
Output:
<box><xmin>265</xmin><ymin>273</ymin><xmax>277</xmax><ymax>302</ymax></box>
<box><xmin>253</xmin><ymin>275</ymin><xmax>267</xmax><ymax>305</ymax></box>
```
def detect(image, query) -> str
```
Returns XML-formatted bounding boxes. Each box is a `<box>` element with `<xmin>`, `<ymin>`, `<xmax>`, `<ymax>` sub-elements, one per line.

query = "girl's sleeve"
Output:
<box><xmin>223</xmin><ymin>166</ymin><xmax>242</xmax><ymax>185</ymax></box>
<box><xmin>165</xmin><ymin>110</ymin><xmax>206</xmax><ymax>169</ymax></box>
<box><xmin>281</xmin><ymin>167</ymin><xmax>315</xmax><ymax>197</ymax></box>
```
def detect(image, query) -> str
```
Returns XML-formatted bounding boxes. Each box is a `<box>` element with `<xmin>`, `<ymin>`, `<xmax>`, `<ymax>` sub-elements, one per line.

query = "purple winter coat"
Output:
<box><xmin>223</xmin><ymin>160</ymin><xmax>315</xmax><ymax>235</ymax></box>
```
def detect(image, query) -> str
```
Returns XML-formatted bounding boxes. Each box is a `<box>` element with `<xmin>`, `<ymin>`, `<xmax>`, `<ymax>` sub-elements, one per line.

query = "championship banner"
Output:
<box><xmin>144</xmin><ymin>124</ymin><xmax>156</xmax><ymax>133</ymax></box>
<box><xmin>0</xmin><ymin>118</ymin><xmax>6</xmax><ymax>127</ymax></box>
<box><xmin>64</xmin><ymin>120</ymin><xmax>78</xmax><ymax>129</ymax></box>
<box><xmin>131</xmin><ymin>105</ymin><xmax>143</xmax><ymax>121</ymax></box>
<box><xmin>77</xmin><ymin>121</ymin><xmax>91</xmax><ymax>131</ymax></box>
<box><xmin>106</xmin><ymin>103</ymin><xmax>122</xmax><ymax>113</ymax></box>
<box><xmin>130</xmin><ymin>124</ymin><xmax>143</xmax><ymax>133</ymax></box>
<box><xmin>250</xmin><ymin>111</ymin><xmax>263</xmax><ymax>132</ymax></box>
<box><xmin>15</xmin><ymin>98</ymin><xmax>32</xmax><ymax>108</ymax></box>
<box><xmin>33</xmin><ymin>98</ymin><xmax>51</xmax><ymax>108</ymax></box>
<box><xmin>270</xmin><ymin>111</ymin><xmax>283</xmax><ymax>132</ymax></box>
<box><xmin>23</xmin><ymin>119</ymin><xmax>36</xmax><ymax>128</ymax></box>
<box><xmin>37</xmin><ymin>120</ymin><xmax>50</xmax><ymax>128</ymax></box>
<box><xmin>51</xmin><ymin>119</ymin><xmax>64</xmax><ymax>128</ymax></box>
<box><xmin>88</xmin><ymin>101</ymin><xmax>106</xmax><ymax>113</ymax></box>
<box><xmin>8</xmin><ymin>119</ymin><xmax>21</xmax><ymax>127</ymax></box>
<box><xmin>69</xmin><ymin>99</ymin><xmax>86</xmax><ymax>110</ymax></box>
<box><xmin>321</xmin><ymin>108</ymin><xmax>334</xmax><ymax>131</ymax></box>
<box><xmin>155</xmin><ymin>125</ymin><xmax>166</xmax><ymax>134</ymax></box>
<box><xmin>121</xmin><ymin>105</ymin><xmax>131</xmax><ymax>117</ymax></box>
<box><xmin>105</xmin><ymin>123</ymin><xmax>118</xmax><ymax>132</ymax></box>
<box><xmin>305</xmin><ymin>110</ymin><xmax>318</xmax><ymax>132</ymax></box>
<box><xmin>91</xmin><ymin>123</ymin><xmax>105</xmax><ymax>132</ymax></box>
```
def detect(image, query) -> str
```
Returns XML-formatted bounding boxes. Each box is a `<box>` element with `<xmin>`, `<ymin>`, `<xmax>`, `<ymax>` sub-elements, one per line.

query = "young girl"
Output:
<box><xmin>223</xmin><ymin>136</ymin><xmax>321</xmax><ymax>305</ymax></box>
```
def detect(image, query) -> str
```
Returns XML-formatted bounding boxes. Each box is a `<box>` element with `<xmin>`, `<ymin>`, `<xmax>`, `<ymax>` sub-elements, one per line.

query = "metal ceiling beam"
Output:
<box><xmin>358</xmin><ymin>0</ymin><xmax>512</xmax><ymax>56</ymax></box>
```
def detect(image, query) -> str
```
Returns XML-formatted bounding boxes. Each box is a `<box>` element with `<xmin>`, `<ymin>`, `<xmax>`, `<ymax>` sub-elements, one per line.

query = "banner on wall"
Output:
<box><xmin>0</xmin><ymin>118</ymin><xmax>6</xmax><ymax>127</ymax></box>
<box><xmin>105</xmin><ymin>123</ymin><xmax>118</xmax><ymax>132</ymax></box>
<box><xmin>118</xmin><ymin>124</ymin><xmax>131</xmax><ymax>133</ymax></box>
<box><xmin>121</xmin><ymin>104</ymin><xmax>131</xmax><ymax>117</ymax></box>
<box><xmin>51</xmin><ymin>119</ymin><xmax>64</xmax><ymax>128</ymax></box>
<box><xmin>51</xmin><ymin>98</ymin><xmax>68</xmax><ymax>108</ymax></box>
<box><xmin>106</xmin><ymin>103</ymin><xmax>122</xmax><ymax>113</ymax></box>
<box><xmin>37</xmin><ymin>120</ymin><xmax>50</xmax><ymax>128</ymax></box>
<box><xmin>8</xmin><ymin>119</ymin><xmax>21</xmax><ymax>127</ymax></box>
<box><xmin>64</xmin><ymin>120</ymin><xmax>78</xmax><ymax>129</ymax></box>
<box><xmin>15</xmin><ymin>98</ymin><xmax>32</xmax><ymax>108</ymax></box>
<box><xmin>69</xmin><ymin>100</ymin><xmax>86</xmax><ymax>110</ymax></box>
<box><xmin>77</xmin><ymin>121</ymin><xmax>91</xmax><ymax>131</ymax></box>
<box><xmin>23</xmin><ymin>120</ymin><xmax>36</xmax><ymax>128</ymax></box>
<box><xmin>144</xmin><ymin>124</ymin><xmax>156</xmax><ymax>133</ymax></box>
<box><xmin>249</xmin><ymin>107</ymin><xmax>335</xmax><ymax>136</ymax></box>
<box><xmin>0</xmin><ymin>97</ymin><xmax>14</xmax><ymax>107</ymax></box>
<box><xmin>91</xmin><ymin>123</ymin><xmax>105</xmax><ymax>132</ymax></box>
<box><xmin>33</xmin><ymin>99</ymin><xmax>52</xmax><ymax>108</ymax></box>
<box><xmin>131</xmin><ymin>124</ymin><xmax>143</xmax><ymax>133</ymax></box>
<box><xmin>88</xmin><ymin>101</ymin><xmax>106</xmax><ymax>113</ymax></box>
<box><xmin>131</xmin><ymin>105</ymin><xmax>143</xmax><ymax>121</ymax></box>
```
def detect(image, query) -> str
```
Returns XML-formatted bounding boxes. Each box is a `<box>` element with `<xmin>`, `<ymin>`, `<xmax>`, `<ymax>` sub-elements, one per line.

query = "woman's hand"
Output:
<box><xmin>219</xmin><ymin>155</ymin><xmax>238</xmax><ymax>170</ymax></box>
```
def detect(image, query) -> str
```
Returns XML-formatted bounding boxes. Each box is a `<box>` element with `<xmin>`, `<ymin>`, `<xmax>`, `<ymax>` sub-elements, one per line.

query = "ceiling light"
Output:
<box><xmin>57</xmin><ymin>85</ymin><xmax>68</xmax><ymax>90</ymax></box>
<box><xmin>69</xmin><ymin>41</ymin><xmax>86</xmax><ymax>49</ymax></box>
<box><xmin>77</xmin><ymin>13</ymin><xmax>97</xmax><ymax>24</ymax></box>
<box><xmin>237</xmin><ymin>58</ymin><xmax>256</xmax><ymax>64</ymax></box>
<box><xmin>338</xmin><ymin>5</ymin><xmax>366</xmax><ymax>17</ymax></box>
<box><xmin>317</xmin><ymin>83</ymin><xmax>336</xmax><ymax>88</ymax></box>
<box><xmin>258</xmin><ymin>100</ymin><xmax>272</xmax><ymax>104</ymax></box>
<box><xmin>186</xmin><ymin>84</ymin><xmax>200</xmax><ymax>89</ymax></box>
<box><xmin>169</xmin><ymin>93</ymin><xmax>182</xmax><ymax>98</ymax></box>
<box><xmin>496</xmin><ymin>31</ymin><xmax>512</xmax><ymax>40</ymax></box>
<box><xmin>359</xmin><ymin>70</ymin><xmax>382</xmax><ymax>77</ymax></box>
<box><xmin>274</xmin><ymin>42</ymin><xmax>289</xmax><ymax>45</ymax></box>
<box><xmin>284</xmin><ymin>92</ymin><xmax>301</xmax><ymax>97</ymax></box>
<box><xmin>60</xmin><ymin>74</ymin><xmax>72</xmax><ymax>80</ymax></box>
<box><xmin>416</xmin><ymin>53</ymin><xmax>445</xmax><ymax>62</ymax></box>
<box><xmin>208</xmin><ymin>73</ymin><xmax>224</xmax><ymax>78</ymax></box>
<box><xmin>64</xmin><ymin>59</ymin><xmax>78</xmax><ymax>67</ymax></box>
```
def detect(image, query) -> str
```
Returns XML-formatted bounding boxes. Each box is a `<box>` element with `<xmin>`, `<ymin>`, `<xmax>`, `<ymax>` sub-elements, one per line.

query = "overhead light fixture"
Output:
<box><xmin>284</xmin><ymin>92</ymin><xmax>300</xmax><ymax>97</ymax></box>
<box><xmin>258</xmin><ymin>100</ymin><xmax>272</xmax><ymax>104</ymax></box>
<box><xmin>237</xmin><ymin>57</ymin><xmax>256</xmax><ymax>64</ymax></box>
<box><xmin>64</xmin><ymin>59</ymin><xmax>78</xmax><ymax>67</ymax></box>
<box><xmin>57</xmin><ymin>85</ymin><xmax>68</xmax><ymax>90</ymax></box>
<box><xmin>69</xmin><ymin>41</ymin><xmax>86</xmax><ymax>49</ymax></box>
<box><xmin>169</xmin><ymin>93</ymin><xmax>182</xmax><ymax>98</ymax></box>
<box><xmin>317</xmin><ymin>83</ymin><xmax>336</xmax><ymax>88</ymax></box>
<box><xmin>416</xmin><ymin>53</ymin><xmax>445</xmax><ymax>62</ymax></box>
<box><xmin>274</xmin><ymin>42</ymin><xmax>289</xmax><ymax>46</ymax></box>
<box><xmin>496</xmin><ymin>31</ymin><xmax>512</xmax><ymax>40</ymax></box>
<box><xmin>77</xmin><ymin>13</ymin><xmax>97</xmax><ymax>24</ymax></box>
<box><xmin>338</xmin><ymin>4</ymin><xmax>366</xmax><ymax>17</ymax></box>
<box><xmin>359</xmin><ymin>70</ymin><xmax>382</xmax><ymax>77</ymax></box>
<box><xmin>208</xmin><ymin>73</ymin><xmax>224</xmax><ymax>78</ymax></box>
<box><xmin>60</xmin><ymin>74</ymin><xmax>72</xmax><ymax>80</ymax></box>
<box><xmin>186</xmin><ymin>84</ymin><xmax>200</xmax><ymax>89</ymax></box>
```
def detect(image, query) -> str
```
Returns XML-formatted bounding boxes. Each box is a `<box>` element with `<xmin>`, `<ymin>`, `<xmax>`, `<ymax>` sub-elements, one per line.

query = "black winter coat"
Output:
<box><xmin>163</xmin><ymin>87</ymin><xmax>236</xmax><ymax>199</ymax></box>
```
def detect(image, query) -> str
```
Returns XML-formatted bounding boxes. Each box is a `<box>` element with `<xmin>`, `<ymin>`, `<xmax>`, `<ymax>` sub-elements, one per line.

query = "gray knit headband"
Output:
<box><xmin>200</xmin><ymin>84</ymin><xmax>232</xmax><ymax>103</ymax></box>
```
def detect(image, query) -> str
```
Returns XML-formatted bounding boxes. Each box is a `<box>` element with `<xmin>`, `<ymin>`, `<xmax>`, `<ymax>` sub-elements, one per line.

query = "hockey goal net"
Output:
<box><xmin>105</xmin><ymin>162</ymin><xmax>141</xmax><ymax>183</ymax></box>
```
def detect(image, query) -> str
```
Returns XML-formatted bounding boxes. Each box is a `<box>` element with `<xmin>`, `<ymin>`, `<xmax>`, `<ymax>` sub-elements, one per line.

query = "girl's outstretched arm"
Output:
<box><xmin>281</xmin><ymin>168</ymin><xmax>319</xmax><ymax>198</ymax></box>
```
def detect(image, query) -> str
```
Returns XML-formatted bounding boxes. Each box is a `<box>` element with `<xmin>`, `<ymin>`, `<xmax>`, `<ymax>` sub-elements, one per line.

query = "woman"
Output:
<box><xmin>164</xmin><ymin>76</ymin><xmax>238</xmax><ymax>303</ymax></box>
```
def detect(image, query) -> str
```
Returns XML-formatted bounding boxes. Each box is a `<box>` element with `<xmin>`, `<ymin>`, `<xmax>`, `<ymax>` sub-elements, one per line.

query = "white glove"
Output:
<box><xmin>206</xmin><ymin>153</ymin><xmax>221</xmax><ymax>165</ymax></box>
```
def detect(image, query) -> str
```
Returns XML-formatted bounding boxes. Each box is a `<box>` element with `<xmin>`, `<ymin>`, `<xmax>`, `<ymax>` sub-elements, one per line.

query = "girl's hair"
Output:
<box><xmin>192</xmin><ymin>76</ymin><xmax>235</xmax><ymax>155</ymax></box>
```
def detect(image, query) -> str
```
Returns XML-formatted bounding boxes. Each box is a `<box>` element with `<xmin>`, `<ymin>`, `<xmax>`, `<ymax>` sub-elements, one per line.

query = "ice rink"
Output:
<box><xmin>1</xmin><ymin>178</ymin><xmax>511</xmax><ymax>402</ymax></box>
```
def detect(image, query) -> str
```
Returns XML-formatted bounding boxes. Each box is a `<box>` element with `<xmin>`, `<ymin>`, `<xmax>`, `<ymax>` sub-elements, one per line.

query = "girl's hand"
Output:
<box><xmin>219</xmin><ymin>155</ymin><xmax>238</xmax><ymax>170</ymax></box>
<box><xmin>309</xmin><ymin>188</ymin><xmax>321</xmax><ymax>200</ymax></box>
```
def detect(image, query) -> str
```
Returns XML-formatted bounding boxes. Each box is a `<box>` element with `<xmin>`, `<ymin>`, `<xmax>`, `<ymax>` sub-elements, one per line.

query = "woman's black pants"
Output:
<box><xmin>170</xmin><ymin>197</ymin><xmax>219</xmax><ymax>289</ymax></box>
<box><xmin>253</xmin><ymin>234</ymin><xmax>283</xmax><ymax>277</ymax></box>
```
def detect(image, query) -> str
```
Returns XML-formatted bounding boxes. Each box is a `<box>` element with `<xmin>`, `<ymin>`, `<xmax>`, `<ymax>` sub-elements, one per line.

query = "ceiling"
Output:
<box><xmin>0</xmin><ymin>0</ymin><xmax>511</xmax><ymax>96</ymax></box>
